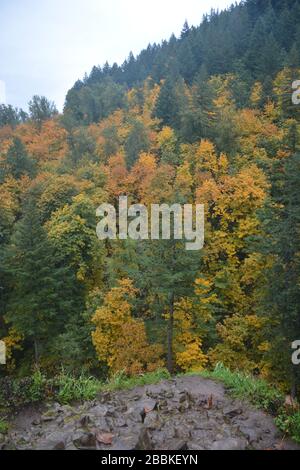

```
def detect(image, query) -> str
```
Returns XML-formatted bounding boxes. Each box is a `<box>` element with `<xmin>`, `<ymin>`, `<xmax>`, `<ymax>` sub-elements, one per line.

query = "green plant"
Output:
<box><xmin>29</xmin><ymin>369</ymin><xmax>47</xmax><ymax>402</ymax></box>
<box><xmin>102</xmin><ymin>368</ymin><xmax>171</xmax><ymax>392</ymax></box>
<box><xmin>200</xmin><ymin>363</ymin><xmax>283</xmax><ymax>413</ymax></box>
<box><xmin>275</xmin><ymin>411</ymin><xmax>300</xmax><ymax>444</ymax></box>
<box><xmin>0</xmin><ymin>419</ymin><xmax>9</xmax><ymax>434</ymax></box>
<box><xmin>55</xmin><ymin>369</ymin><xmax>101</xmax><ymax>403</ymax></box>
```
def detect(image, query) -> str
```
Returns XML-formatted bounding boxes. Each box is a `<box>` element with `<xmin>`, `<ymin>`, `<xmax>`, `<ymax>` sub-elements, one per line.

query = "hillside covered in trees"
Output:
<box><xmin>0</xmin><ymin>0</ymin><xmax>300</xmax><ymax>400</ymax></box>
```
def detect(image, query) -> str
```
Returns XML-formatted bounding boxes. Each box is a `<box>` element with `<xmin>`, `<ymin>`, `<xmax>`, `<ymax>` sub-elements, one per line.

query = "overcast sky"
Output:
<box><xmin>0</xmin><ymin>0</ymin><xmax>238</xmax><ymax>111</ymax></box>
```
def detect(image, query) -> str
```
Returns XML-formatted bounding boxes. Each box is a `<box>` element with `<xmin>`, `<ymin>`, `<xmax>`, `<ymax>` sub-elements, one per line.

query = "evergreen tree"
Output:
<box><xmin>125</xmin><ymin>120</ymin><xmax>150</xmax><ymax>168</ymax></box>
<box><xmin>0</xmin><ymin>137</ymin><xmax>36</xmax><ymax>182</ymax></box>
<box><xmin>0</xmin><ymin>104</ymin><xmax>27</xmax><ymax>128</ymax></box>
<box><xmin>180</xmin><ymin>20</ymin><xmax>190</xmax><ymax>39</ymax></box>
<box><xmin>28</xmin><ymin>95</ymin><xmax>58</xmax><ymax>128</ymax></box>
<box><xmin>136</xmin><ymin>236</ymin><xmax>200</xmax><ymax>373</ymax></box>
<box><xmin>5</xmin><ymin>198</ymin><xmax>79</xmax><ymax>364</ymax></box>
<box><xmin>260</xmin><ymin>151</ymin><xmax>300</xmax><ymax>395</ymax></box>
<box><xmin>153</xmin><ymin>76</ymin><xmax>180</xmax><ymax>129</ymax></box>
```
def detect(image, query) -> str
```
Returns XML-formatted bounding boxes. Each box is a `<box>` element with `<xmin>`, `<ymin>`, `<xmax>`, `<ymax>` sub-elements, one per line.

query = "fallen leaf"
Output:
<box><xmin>204</xmin><ymin>394</ymin><xmax>213</xmax><ymax>409</ymax></box>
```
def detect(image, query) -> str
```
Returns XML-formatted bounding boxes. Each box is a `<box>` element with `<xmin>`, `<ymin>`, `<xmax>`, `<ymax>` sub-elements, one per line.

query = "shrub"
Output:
<box><xmin>54</xmin><ymin>370</ymin><xmax>101</xmax><ymax>404</ymax></box>
<box><xmin>0</xmin><ymin>368</ymin><xmax>170</xmax><ymax>411</ymax></box>
<box><xmin>0</xmin><ymin>419</ymin><xmax>9</xmax><ymax>434</ymax></box>
<box><xmin>275</xmin><ymin>411</ymin><xmax>300</xmax><ymax>444</ymax></box>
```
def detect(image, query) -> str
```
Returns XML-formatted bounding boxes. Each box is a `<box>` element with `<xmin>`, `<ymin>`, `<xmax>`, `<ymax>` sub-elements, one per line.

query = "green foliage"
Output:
<box><xmin>0</xmin><ymin>137</ymin><xmax>36</xmax><ymax>182</ymax></box>
<box><xmin>259</xmin><ymin>151</ymin><xmax>300</xmax><ymax>390</ymax></box>
<box><xmin>54</xmin><ymin>369</ymin><xmax>101</xmax><ymax>404</ymax></box>
<box><xmin>200</xmin><ymin>364</ymin><xmax>300</xmax><ymax>444</ymax></box>
<box><xmin>29</xmin><ymin>369</ymin><xmax>48</xmax><ymax>402</ymax></box>
<box><xmin>0</xmin><ymin>369</ymin><xmax>170</xmax><ymax>410</ymax></box>
<box><xmin>102</xmin><ymin>368</ymin><xmax>171</xmax><ymax>392</ymax></box>
<box><xmin>275</xmin><ymin>411</ymin><xmax>300</xmax><ymax>444</ymax></box>
<box><xmin>4</xmin><ymin>197</ymin><xmax>81</xmax><ymax>363</ymax></box>
<box><xmin>201</xmin><ymin>363</ymin><xmax>283</xmax><ymax>413</ymax></box>
<box><xmin>28</xmin><ymin>95</ymin><xmax>58</xmax><ymax>128</ymax></box>
<box><xmin>0</xmin><ymin>375</ymin><xmax>47</xmax><ymax>409</ymax></box>
<box><xmin>125</xmin><ymin>120</ymin><xmax>150</xmax><ymax>168</ymax></box>
<box><xmin>0</xmin><ymin>104</ymin><xmax>27</xmax><ymax>128</ymax></box>
<box><xmin>0</xmin><ymin>419</ymin><xmax>9</xmax><ymax>434</ymax></box>
<box><xmin>1</xmin><ymin>0</ymin><xmax>300</xmax><ymax>406</ymax></box>
<box><xmin>153</xmin><ymin>77</ymin><xmax>181</xmax><ymax>129</ymax></box>
<box><xmin>64</xmin><ymin>78</ymin><xmax>126</xmax><ymax>125</ymax></box>
<box><xmin>64</xmin><ymin>0</ymin><xmax>300</xmax><ymax>120</ymax></box>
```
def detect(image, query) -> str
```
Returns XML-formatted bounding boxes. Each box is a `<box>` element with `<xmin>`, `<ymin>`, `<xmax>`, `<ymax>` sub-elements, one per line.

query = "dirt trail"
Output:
<box><xmin>2</xmin><ymin>375</ymin><xmax>299</xmax><ymax>450</ymax></box>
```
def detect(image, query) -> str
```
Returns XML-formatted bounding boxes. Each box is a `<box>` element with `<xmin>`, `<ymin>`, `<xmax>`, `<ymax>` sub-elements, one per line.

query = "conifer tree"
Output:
<box><xmin>5</xmin><ymin>197</ymin><xmax>79</xmax><ymax>364</ymax></box>
<box><xmin>153</xmin><ymin>77</ymin><xmax>180</xmax><ymax>129</ymax></box>
<box><xmin>0</xmin><ymin>137</ymin><xmax>35</xmax><ymax>182</ymax></box>
<box><xmin>260</xmin><ymin>152</ymin><xmax>300</xmax><ymax>395</ymax></box>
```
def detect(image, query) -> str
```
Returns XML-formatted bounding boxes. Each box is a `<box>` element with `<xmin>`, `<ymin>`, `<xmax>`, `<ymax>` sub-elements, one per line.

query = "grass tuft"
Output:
<box><xmin>0</xmin><ymin>418</ymin><xmax>9</xmax><ymax>434</ymax></box>
<box><xmin>102</xmin><ymin>368</ymin><xmax>170</xmax><ymax>392</ymax></box>
<box><xmin>199</xmin><ymin>363</ymin><xmax>283</xmax><ymax>413</ymax></box>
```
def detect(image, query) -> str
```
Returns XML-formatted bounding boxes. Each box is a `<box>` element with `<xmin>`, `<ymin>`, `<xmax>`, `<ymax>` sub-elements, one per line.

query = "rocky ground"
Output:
<box><xmin>1</xmin><ymin>375</ymin><xmax>299</xmax><ymax>450</ymax></box>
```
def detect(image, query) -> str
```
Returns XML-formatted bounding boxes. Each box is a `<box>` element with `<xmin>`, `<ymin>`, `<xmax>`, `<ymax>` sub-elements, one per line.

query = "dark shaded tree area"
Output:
<box><xmin>64</xmin><ymin>0</ymin><xmax>300</xmax><ymax>125</ymax></box>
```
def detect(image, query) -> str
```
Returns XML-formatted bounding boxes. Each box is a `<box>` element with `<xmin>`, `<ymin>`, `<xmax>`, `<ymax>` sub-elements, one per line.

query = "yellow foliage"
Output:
<box><xmin>92</xmin><ymin>279</ymin><xmax>163</xmax><ymax>375</ymax></box>
<box><xmin>3</xmin><ymin>328</ymin><xmax>23</xmax><ymax>372</ymax></box>
<box><xmin>250</xmin><ymin>82</ymin><xmax>263</xmax><ymax>107</ymax></box>
<box><xmin>174</xmin><ymin>162</ymin><xmax>193</xmax><ymax>200</ymax></box>
<box><xmin>173</xmin><ymin>298</ymin><xmax>208</xmax><ymax>372</ymax></box>
<box><xmin>113</xmin><ymin>321</ymin><xmax>164</xmax><ymax>376</ymax></box>
<box><xmin>106</xmin><ymin>153</ymin><xmax>128</xmax><ymax>198</ymax></box>
<box><xmin>195</xmin><ymin>139</ymin><xmax>219</xmax><ymax>175</ymax></box>
<box><xmin>209</xmin><ymin>314</ymin><xmax>268</xmax><ymax>373</ymax></box>
<box><xmin>16</xmin><ymin>119</ymin><xmax>68</xmax><ymax>164</ymax></box>
<box><xmin>127</xmin><ymin>152</ymin><xmax>157</xmax><ymax>203</ymax></box>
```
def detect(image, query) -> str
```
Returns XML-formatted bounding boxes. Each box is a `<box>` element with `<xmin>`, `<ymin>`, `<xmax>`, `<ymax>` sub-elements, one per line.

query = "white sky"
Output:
<box><xmin>0</xmin><ymin>80</ymin><xmax>6</xmax><ymax>104</ymax></box>
<box><xmin>0</xmin><ymin>0</ymin><xmax>238</xmax><ymax>111</ymax></box>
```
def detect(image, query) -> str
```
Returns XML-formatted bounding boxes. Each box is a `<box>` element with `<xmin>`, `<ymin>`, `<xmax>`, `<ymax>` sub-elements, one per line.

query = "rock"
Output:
<box><xmin>110</xmin><ymin>439</ymin><xmax>133</xmax><ymax>451</ymax></box>
<box><xmin>239</xmin><ymin>425</ymin><xmax>261</xmax><ymax>443</ymax></box>
<box><xmin>41</xmin><ymin>413</ymin><xmax>55</xmax><ymax>422</ymax></box>
<box><xmin>136</xmin><ymin>428</ymin><xmax>153</xmax><ymax>450</ymax></box>
<box><xmin>110</xmin><ymin>429</ymin><xmax>140</xmax><ymax>450</ymax></box>
<box><xmin>80</xmin><ymin>415</ymin><xmax>91</xmax><ymax>427</ymax></box>
<box><xmin>187</xmin><ymin>441</ymin><xmax>205</xmax><ymax>450</ymax></box>
<box><xmin>143</xmin><ymin>411</ymin><xmax>160</xmax><ymax>430</ymax></box>
<box><xmin>91</xmin><ymin>405</ymin><xmax>109</xmax><ymax>417</ymax></box>
<box><xmin>211</xmin><ymin>437</ymin><xmax>248</xmax><ymax>450</ymax></box>
<box><xmin>125</xmin><ymin>406</ymin><xmax>143</xmax><ymax>424</ymax></box>
<box><xmin>162</xmin><ymin>439</ymin><xmax>187</xmax><ymax>451</ymax></box>
<box><xmin>35</xmin><ymin>431</ymin><xmax>69</xmax><ymax>450</ymax></box>
<box><xmin>65</xmin><ymin>442</ymin><xmax>78</xmax><ymax>450</ymax></box>
<box><xmin>223</xmin><ymin>405</ymin><xmax>243</xmax><ymax>419</ymax></box>
<box><xmin>73</xmin><ymin>432</ymin><xmax>97</xmax><ymax>450</ymax></box>
<box><xmin>5</xmin><ymin>375</ymin><xmax>300</xmax><ymax>451</ymax></box>
<box><xmin>113</xmin><ymin>415</ymin><xmax>126</xmax><ymax>427</ymax></box>
<box><xmin>32</xmin><ymin>418</ymin><xmax>41</xmax><ymax>426</ymax></box>
<box><xmin>141</xmin><ymin>398</ymin><xmax>157</xmax><ymax>414</ymax></box>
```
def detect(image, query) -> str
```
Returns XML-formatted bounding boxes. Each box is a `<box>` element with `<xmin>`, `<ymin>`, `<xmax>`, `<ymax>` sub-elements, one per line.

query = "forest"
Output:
<box><xmin>0</xmin><ymin>0</ymin><xmax>300</xmax><ymax>403</ymax></box>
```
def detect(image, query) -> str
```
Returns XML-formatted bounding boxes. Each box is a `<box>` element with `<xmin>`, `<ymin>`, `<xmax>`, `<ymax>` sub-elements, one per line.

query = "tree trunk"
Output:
<box><xmin>34</xmin><ymin>339</ymin><xmax>39</xmax><ymax>367</ymax></box>
<box><xmin>167</xmin><ymin>292</ymin><xmax>174</xmax><ymax>374</ymax></box>
<box><xmin>291</xmin><ymin>365</ymin><xmax>298</xmax><ymax>399</ymax></box>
